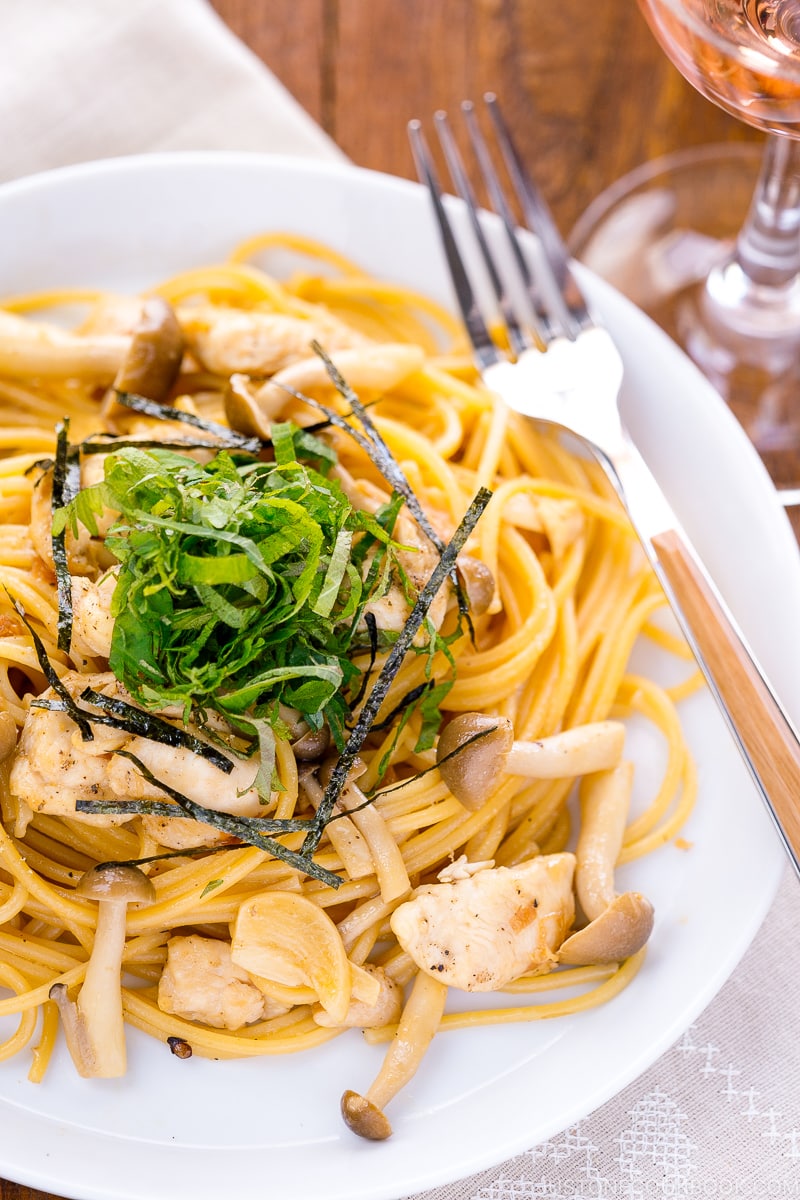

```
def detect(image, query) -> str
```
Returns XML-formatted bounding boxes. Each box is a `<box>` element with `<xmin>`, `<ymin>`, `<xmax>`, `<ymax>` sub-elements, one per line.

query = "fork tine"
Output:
<box><xmin>432</xmin><ymin>110</ymin><xmax>530</xmax><ymax>359</ymax></box>
<box><xmin>484</xmin><ymin>92</ymin><xmax>591</xmax><ymax>337</ymax></box>
<box><xmin>407</xmin><ymin>119</ymin><xmax>502</xmax><ymax>371</ymax></box>
<box><xmin>460</xmin><ymin>100</ymin><xmax>561</xmax><ymax>346</ymax></box>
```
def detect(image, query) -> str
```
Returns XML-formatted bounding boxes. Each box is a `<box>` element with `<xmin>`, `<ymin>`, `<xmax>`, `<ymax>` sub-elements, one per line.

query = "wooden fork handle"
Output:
<box><xmin>652</xmin><ymin>527</ymin><xmax>800</xmax><ymax>871</ymax></box>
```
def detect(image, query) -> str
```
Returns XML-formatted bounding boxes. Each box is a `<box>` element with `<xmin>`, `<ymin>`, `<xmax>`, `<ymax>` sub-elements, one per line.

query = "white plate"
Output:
<box><xmin>0</xmin><ymin>153</ymin><xmax>797</xmax><ymax>1200</ymax></box>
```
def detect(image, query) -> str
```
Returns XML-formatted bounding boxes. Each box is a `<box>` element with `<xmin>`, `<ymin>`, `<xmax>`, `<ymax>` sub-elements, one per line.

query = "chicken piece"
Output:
<box><xmin>9</xmin><ymin>671</ymin><xmax>263</xmax><ymax>844</ymax></box>
<box><xmin>106</xmin><ymin>734</ymin><xmax>262</xmax><ymax>815</ymax></box>
<box><xmin>9</xmin><ymin>673</ymin><xmax>131</xmax><ymax>826</ymax></box>
<box><xmin>178</xmin><ymin>305</ymin><xmax>368</xmax><ymax>378</ymax></box>
<box><xmin>71</xmin><ymin>573</ymin><xmax>117</xmax><ymax>658</ymax></box>
<box><xmin>389</xmin><ymin>853</ymin><xmax>576</xmax><ymax>991</ymax></box>
<box><xmin>312</xmin><ymin>964</ymin><xmax>403</xmax><ymax>1029</ymax></box>
<box><xmin>158</xmin><ymin>935</ymin><xmax>285</xmax><ymax>1030</ymax></box>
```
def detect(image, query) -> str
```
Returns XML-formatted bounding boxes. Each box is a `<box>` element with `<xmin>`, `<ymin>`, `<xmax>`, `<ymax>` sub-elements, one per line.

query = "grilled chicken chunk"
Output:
<box><xmin>179</xmin><ymin>305</ymin><xmax>367</xmax><ymax>377</ymax></box>
<box><xmin>390</xmin><ymin>853</ymin><xmax>575</xmax><ymax>991</ymax></box>
<box><xmin>9</xmin><ymin>672</ymin><xmax>261</xmax><ymax>844</ymax></box>
<box><xmin>158</xmin><ymin>935</ymin><xmax>287</xmax><ymax>1030</ymax></box>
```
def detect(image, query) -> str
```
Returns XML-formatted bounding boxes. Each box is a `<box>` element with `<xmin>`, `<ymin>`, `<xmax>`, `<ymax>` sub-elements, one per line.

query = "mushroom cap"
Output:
<box><xmin>76</xmin><ymin>863</ymin><xmax>156</xmax><ymax>904</ymax></box>
<box><xmin>557</xmin><ymin>891</ymin><xmax>654</xmax><ymax>965</ymax></box>
<box><xmin>291</xmin><ymin>724</ymin><xmax>331</xmax><ymax>762</ymax></box>
<box><xmin>114</xmin><ymin>297</ymin><xmax>184</xmax><ymax>400</ymax></box>
<box><xmin>341</xmin><ymin>1089</ymin><xmax>393</xmax><ymax>1140</ymax></box>
<box><xmin>436</xmin><ymin>713</ymin><xmax>514</xmax><ymax>810</ymax></box>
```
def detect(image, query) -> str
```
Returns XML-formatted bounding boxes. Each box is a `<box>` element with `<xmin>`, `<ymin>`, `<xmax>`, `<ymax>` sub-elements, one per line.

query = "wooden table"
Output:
<box><xmin>0</xmin><ymin>4</ymin><xmax>765</xmax><ymax>1199</ymax></box>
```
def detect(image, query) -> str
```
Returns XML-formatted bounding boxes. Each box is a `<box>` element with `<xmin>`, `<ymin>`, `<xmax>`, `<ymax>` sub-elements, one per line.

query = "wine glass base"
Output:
<box><xmin>569</xmin><ymin>143</ymin><xmax>800</xmax><ymax>499</ymax></box>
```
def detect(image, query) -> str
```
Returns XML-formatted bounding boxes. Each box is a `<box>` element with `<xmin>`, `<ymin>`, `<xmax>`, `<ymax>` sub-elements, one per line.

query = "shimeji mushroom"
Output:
<box><xmin>558</xmin><ymin>762</ymin><xmax>655</xmax><ymax>965</ymax></box>
<box><xmin>0</xmin><ymin>299</ymin><xmax>183</xmax><ymax>391</ymax></box>
<box><xmin>224</xmin><ymin>344</ymin><xmax>425</xmax><ymax>438</ymax></box>
<box><xmin>436</xmin><ymin>713</ymin><xmax>626</xmax><ymax>811</ymax></box>
<box><xmin>0</xmin><ymin>309</ymin><xmax>128</xmax><ymax>382</ymax></box>
<box><xmin>341</xmin><ymin>969</ymin><xmax>447</xmax><ymax>1140</ymax></box>
<box><xmin>50</xmin><ymin>863</ymin><xmax>155</xmax><ymax>1077</ymax></box>
<box><xmin>102</xmin><ymin>297</ymin><xmax>184</xmax><ymax>423</ymax></box>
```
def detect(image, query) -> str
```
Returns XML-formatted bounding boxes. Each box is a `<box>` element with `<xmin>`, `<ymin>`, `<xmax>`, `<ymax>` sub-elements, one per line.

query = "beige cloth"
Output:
<box><xmin>0</xmin><ymin>2</ymin><xmax>797</xmax><ymax>1198</ymax></box>
<box><xmin>0</xmin><ymin>0</ymin><xmax>343</xmax><ymax>182</ymax></box>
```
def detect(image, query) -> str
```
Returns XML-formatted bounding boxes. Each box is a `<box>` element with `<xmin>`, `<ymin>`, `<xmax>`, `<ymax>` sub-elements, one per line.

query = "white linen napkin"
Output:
<box><xmin>0</xmin><ymin>0</ymin><xmax>343</xmax><ymax>184</ymax></box>
<box><xmin>0</xmin><ymin>3</ymin><xmax>797</xmax><ymax>1198</ymax></box>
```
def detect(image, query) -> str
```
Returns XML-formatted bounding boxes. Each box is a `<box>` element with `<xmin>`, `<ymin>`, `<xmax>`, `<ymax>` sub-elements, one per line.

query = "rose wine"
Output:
<box><xmin>639</xmin><ymin>0</ymin><xmax>800</xmax><ymax>135</ymax></box>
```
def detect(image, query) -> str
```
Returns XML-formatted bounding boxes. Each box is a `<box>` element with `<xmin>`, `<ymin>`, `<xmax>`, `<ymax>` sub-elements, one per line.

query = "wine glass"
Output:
<box><xmin>569</xmin><ymin>0</ymin><xmax>800</xmax><ymax>497</ymax></box>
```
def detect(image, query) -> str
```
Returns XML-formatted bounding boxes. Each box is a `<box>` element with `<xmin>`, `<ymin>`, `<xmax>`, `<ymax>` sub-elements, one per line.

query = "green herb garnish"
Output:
<box><xmin>54</xmin><ymin>433</ymin><xmax>400</xmax><ymax>737</ymax></box>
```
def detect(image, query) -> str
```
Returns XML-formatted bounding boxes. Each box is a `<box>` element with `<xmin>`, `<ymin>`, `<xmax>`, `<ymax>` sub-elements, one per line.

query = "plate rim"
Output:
<box><xmin>0</xmin><ymin>149</ymin><xmax>795</xmax><ymax>1200</ymax></box>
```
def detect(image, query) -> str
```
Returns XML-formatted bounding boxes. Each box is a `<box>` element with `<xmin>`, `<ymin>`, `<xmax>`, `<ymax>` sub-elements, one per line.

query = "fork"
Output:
<box><xmin>409</xmin><ymin>94</ymin><xmax>800</xmax><ymax>880</ymax></box>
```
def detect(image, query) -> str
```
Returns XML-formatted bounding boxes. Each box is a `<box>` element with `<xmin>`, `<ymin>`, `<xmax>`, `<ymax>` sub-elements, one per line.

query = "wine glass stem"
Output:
<box><xmin>734</xmin><ymin>134</ymin><xmax>800</xmax><ymax>288</ymax></box>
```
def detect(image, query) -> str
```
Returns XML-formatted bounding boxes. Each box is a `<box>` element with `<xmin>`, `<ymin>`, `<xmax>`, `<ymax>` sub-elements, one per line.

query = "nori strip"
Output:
<box><xmin>364</xmin><ymin>680</ymin><xmax>432</xmax><ymax>733</ymax></box>
<box><xmin>348</xmin><ymin>610</ymin><xmax>378</xmax><ymax>710</ymax></box>
<box><xmin>75</xmin><ymin>795</ymin><xmax>312</xmax><ymax>834</ymax></box>
<box><xmin>51</xmin><ymin>421</ymin><xmax>80</xmax><ymax>653</ymax></box>
<box><xmin>114</xmin><ymin>390</ymin><xmax>264</xmax><ymax>453</ymax></box>
<box><xmin>7</xmin><ymin>594</ymin><xmax>94</xmax><ymax>741</ymax></box>
<box><xmin>80</xmin><ymin>436</ymin><xmax>251</xmax><ymax>455</ymax></box>
<box><xmin>302</xmin><ymin>485</ymin><xmax>492</xmax><ymax>854</ymax></box>
<box><xmin>111</xmin><ymin>749</ymin><xmax>341</xmax><ymax>887</ymax></box>
<box><xmin>79</xmin><ymin>687</ymin><xmax>234</xmax><ymax>773</ymax></box>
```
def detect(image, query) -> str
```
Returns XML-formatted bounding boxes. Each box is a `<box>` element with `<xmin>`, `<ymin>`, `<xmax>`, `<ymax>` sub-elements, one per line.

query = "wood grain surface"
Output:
<box><xmin>0</xmin><ymin>4</ymin><xmax>768</xmax><ymax>1199</ymax></box>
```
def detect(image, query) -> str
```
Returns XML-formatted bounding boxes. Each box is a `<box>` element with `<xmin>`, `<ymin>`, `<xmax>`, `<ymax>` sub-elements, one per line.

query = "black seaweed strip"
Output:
<box><xmin>302</xmin><ymin>486</ymin><xmax>492</xmax><ymax>854</ymax></box>
<box><xmin>51</xmin><ymin>422</ymin><xmax>75</xmax><ymax>654</ymax></box>
<box><xmin>75</xmin><ymin>796</ymin><xmax>311</xmax><ymax>833</ymax></box>
<box><xmin>288</xmin><ymin>359</ymin><xmax>476</xmax><ymax>640</ymax></box>
<box><xmin>75</xmin><ymin>799</ymin><xmax>185</xmax><ymax>818</ymax></box>
<box><xmin>114</xmin><ymin>391</ymin><xmax>264</xmax><ymax>453</ymax></box>
<box><xmin>6</xmin><ymin>593</ymin><xmax>94</xmax><ymax>741</ymax></box>
<box><xmin>93</xmin><ymin>843</ymin><xmax>240</xmax><ymax>869</ymax></box>
<box><xmin>113</xmin><ymin>750</ymin><xmax>341</xmax><ymax>887</ymax></box>
<box><xmin>80</xmin><ymin>437</ymin><xmax>248</xmax><ymax>455</ymax></box>
<box><xmin>79</xmin><ymin>687</ymin><xmax>234</xmax><ymax>774</ymax></box>
<box><xmin>311</xmin><ymin>342</ymin><xmax>443</xmax><ymax>546</ymax></box>
<box><xmin>348</xmin><ymin>610</ymin><xmax>378</xmax><ymax>710</ymax></box>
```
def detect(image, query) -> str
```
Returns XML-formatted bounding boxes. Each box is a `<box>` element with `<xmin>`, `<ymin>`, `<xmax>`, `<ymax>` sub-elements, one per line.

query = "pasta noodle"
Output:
<box><xmin>0</xmin><ymin>234</ymin><xmax>696</xmax><ymax>1134</ymax></box>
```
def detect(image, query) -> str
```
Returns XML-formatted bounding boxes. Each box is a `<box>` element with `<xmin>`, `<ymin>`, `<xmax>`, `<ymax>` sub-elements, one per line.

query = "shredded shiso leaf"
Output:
<box><xmin>34</xmin><ymin>361</ymin><xmax>493</xmax><ymax>884</ymax></box>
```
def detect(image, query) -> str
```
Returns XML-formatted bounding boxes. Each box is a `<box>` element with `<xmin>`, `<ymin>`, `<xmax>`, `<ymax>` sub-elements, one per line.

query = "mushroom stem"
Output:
<box><xmin>0</xmin><ymin>312</ymin><xmax>127</xmax><ymax>382</ymax></box>
<box><xmin>341</xmin><ymin>970</ymin><xmax>447</xmax><ymax>1140</ymax></box>
<box><xmin>505</xmin><ymin>722</ymin><xmax>626</xmax><ymax>780</ymax></box>
<box><xmin>436</xmin><ymin>713</ymin><xmax>626</xmax><ymax>811</ymax></box>
<box><xmin>558</xmin><ymin>764</ymin><xmax>655</xmax><ymax>966</ymax></box>
<box><xmin>319</xmin><ymin>757</ymin><xmax>410</xmax><ymax>903</ymax></box>
<box><xmin>76</xmin><ymin>897</ymin><xmax>129</xmax><ymax>1077</ymax></box>
<box><xmin>298</xmin><ymin>767</ymin><xmax>373</xmax><ymax>881</ymax></box>
<box><xmin>338</xmin><ymin>779</ymin><xmax>410</xmax><ymax>904</ymax></box>
<box><xmin>52</xmin><ymin>863</ymin><xmax>155</xmax><ymax>1078</ymax></box>
<box><xmin>574</xmin><ymin>761</ymin><xmax>634</xmax><ymax>921</ymax></box>
<box><xmin>48</xmin><ymin>983</ymin><xmax>96</xmax><ymax>1079</ymax></box>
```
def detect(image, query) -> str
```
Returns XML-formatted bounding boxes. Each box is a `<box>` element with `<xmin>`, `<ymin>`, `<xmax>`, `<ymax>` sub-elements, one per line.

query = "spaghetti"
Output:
<box><xmin>0</xmin><ymin>234</ymin><xmax>698</xmax><ymax>1136</ymax></box>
